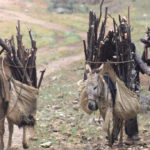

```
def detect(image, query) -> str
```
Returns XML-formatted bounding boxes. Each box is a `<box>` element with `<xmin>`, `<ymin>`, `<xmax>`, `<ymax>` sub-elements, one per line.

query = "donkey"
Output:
<box><xmin>0</xmin><ymin>57</ymin><xmax>36</xmax><ymax>150</ymax></box>
<box><xmin>85</xmin><ymin>64</ymin><xmax>124</xmax><ymax>147</ymax></box>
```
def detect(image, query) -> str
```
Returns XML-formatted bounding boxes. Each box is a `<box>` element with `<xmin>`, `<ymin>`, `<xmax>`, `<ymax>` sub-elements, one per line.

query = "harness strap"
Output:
<box><xmin>103</xmin><ymin>75</ymin><xmax>116</xmax><ymax>105</ymax></box>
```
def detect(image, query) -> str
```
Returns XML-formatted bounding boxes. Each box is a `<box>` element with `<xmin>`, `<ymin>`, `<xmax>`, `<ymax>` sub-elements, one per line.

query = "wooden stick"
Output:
<box><xmin>98</xmin><ymin>7</ymin><xmax>108</xmax><ymax>42</ymax></box>
<box><xmin>10</xmin><ymin>36</ymin><xmax>16</xmax><ymax>57</ymax></box>
<box><xmin>16</xmin><ymin>20</ymin><xmax>24</xmax><ymax>65</ymax></box>
<box><xmin>134</xmin><ymin>52</ymin><xmax>150</xmax><ymax>75</ymax></box>
<box><xmin>102</xmin><ymin>7</ymin><xmax>108</xmax><ymax>38</ymax></box>
<box><xmin>9</xmin><ymin>36</ymin><xmax>23</xmax><ymax>80</ymax></box>
<box><xmin>97</xmin><ymin>0</ymin><xmax>105</xmax><ymax>29</ymax></box>
<box><xmin>28</xmin><ymin>29</ymin><xmax>37</xmax><ymax>87</ymax></box>
<box><xmin>128</xmin><ymin>6</ymin><xmax>130</xmax><ymax>26</ymax></box>
<box><xmin>119</xmin><ymin>14</ymin><xmax>121</xmax><ymax>24</ymax></box>
<box><xmin>89</xmin><ymin>25</ymin><xmax>95</xmax><ymax>62</ymax></box>
<box><xmin>83</xmin><ymin>40</ymin><xmax>87</xmax><ymax>60</ymax></box>
<box><xmin>128</xmin><ymin>6</ymin><xmax>131</xmax><ymax>42</ymax></box>
<box><xmin>38</xmin><ymin>69</ymin><xmax>46</xmax><ymax>89</ymax></box>
<box><xmin>113</xmin><ymin>18</ymin><xmax>119</xmax><ymax>61</ymax></box>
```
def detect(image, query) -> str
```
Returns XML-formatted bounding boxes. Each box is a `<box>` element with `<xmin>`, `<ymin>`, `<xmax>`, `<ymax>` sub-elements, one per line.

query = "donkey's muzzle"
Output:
<box><xmin>88</xmin><ymin>100</ymin><xmax>98</xmax><ymax>111</ymax></box>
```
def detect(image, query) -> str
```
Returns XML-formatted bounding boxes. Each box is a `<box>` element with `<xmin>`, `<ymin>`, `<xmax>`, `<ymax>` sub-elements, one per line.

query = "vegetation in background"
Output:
<box><xmin>0</xmin><ymin>21</ymin><xmax>57</xmax><ymax>48</ymax></box>
<box><xmin>47</xmin><ymin>0</ymin><xmax>95</xmax><ymax>14</ymax></box>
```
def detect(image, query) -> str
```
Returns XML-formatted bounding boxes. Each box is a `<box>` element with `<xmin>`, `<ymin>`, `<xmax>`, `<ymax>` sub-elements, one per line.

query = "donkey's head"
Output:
<box><xmin>85</xmin><ymin>64</ymin><xmax>104</xmax><ymax>111</ymax></box>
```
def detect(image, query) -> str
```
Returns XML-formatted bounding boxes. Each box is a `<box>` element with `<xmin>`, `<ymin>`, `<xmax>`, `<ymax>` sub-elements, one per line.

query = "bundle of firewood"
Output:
<box><xmin>83</xmin><ymin>1</ymin><xmax>132</xmax><ymax>71</ymax></box>
<box><xmin>83</xmin><ymin>0</ymin><xmax>150</xmax><ymax>85</ymax></box>
<box><xmin>83</xmin><ymin>0</ymin><xmax>107</xmax><ymax>69</ymax></box>
<box><xmin>83</xmin><ymin>0</ymin><xmax>137</xmax><ymax>87</ymax></box>
<box><xmin>0</xmin><ymin>21</ymin><xmax>45</xmax><ymax>88</ymax></box>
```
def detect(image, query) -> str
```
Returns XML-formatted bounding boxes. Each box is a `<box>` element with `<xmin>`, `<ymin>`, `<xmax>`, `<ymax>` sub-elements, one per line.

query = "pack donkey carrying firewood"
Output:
<box><xmin>0</xmin><ymin>21</ymin><xmax>45</xmax><ymax>150</ymax></box>
<box><xmin>79</xmin><ymin>0</ymin><xmax>150</xmax><ymax>147</ymax></box>
<box><xmin>84</xmin><ymin>63</ymin><xmax>140</xmax><ymax>146</ymax></box>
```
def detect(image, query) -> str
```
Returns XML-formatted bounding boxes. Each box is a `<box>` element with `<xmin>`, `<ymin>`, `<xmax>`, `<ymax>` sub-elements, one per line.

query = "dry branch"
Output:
<box><xmin>135</xmin><ymin>52</ymin><xmax>150</xmax><ymax>75</ymax></box>
<box><xmin>28</xmin><ymin>29</ymin><xmax>37</xmax><ymax>88</ymax></box>
<box><xmin>38</xmin><ymin>69</ymin><xmax>46</xmax><ymax>89</ymax></box>
<box><xmin>0</xmin><ymin>21</ymin><xmax>45</xmax><ymax>88</ymax></box>
<box><xmin>97</xmin><ymin>0</ymin><xmax>105</xmax><ymax>30</ymax></box>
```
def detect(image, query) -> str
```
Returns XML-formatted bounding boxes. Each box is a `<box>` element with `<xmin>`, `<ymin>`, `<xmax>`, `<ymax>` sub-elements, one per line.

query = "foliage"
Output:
<box><xmin>47</xmin><ymin>0</ymin><xmax>90</xmax><ymax>14</ymax></box>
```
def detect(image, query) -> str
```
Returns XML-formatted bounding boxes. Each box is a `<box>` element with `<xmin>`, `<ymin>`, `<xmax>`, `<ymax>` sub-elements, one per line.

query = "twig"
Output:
<box><xmin>28</xmin><ymin>29</ymin><xmax>37</xmax><ymax>87</ymax></box>
<box><xmin>108</xmin><ymin>13</ymin><xmax>118</xmax><ymax>27</ymax></box>
<box><xmin>97</xmin><ymin>0</ymin><xmax>105</xmax><ymax>30</ymax></box>
<box><xmin>83</xmin><ymin>40</ymin><xmax>87</xmax><ymax>60</ymax></box>
<box><xmin>98</xmin><ymin>7</ymin><xmax>108</xmax><ymax>42</ymax></box>
<box><xmin>128</xmin><ymin>6</ymin><xmax>130</xmax><ymax>26</ymax></box>
<box><xmin>38</xmin><ymin>69</ymin><xmax>46</xmax><ymax>89</ymax></box>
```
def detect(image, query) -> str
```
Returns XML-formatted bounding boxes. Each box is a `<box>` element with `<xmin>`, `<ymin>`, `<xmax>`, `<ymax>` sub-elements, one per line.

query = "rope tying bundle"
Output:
<box><xmin>86</xmin><ymin>59</ymin><xmax>134</xmax><ymax>64</ymax></box>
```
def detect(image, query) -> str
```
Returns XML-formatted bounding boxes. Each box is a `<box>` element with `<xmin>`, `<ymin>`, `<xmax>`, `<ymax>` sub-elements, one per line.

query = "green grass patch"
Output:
<box><xmin>62</xmin><ymin>32</ymin><xmax>81</xmax><ymax>45</ymax></box>
<box><xmin>37</xmin><ymin>46</ymin><xmax>82</xmax><ymax>66</ymax></box>
<box><xmin>0</xmin><ymin>21</ymin><xmax>57</xmax><ymax>48</ymax></box>
<box><xmin>0</xmin><ymin>21</ymin><xmax>82</xmax><ymax>53</ymax></box>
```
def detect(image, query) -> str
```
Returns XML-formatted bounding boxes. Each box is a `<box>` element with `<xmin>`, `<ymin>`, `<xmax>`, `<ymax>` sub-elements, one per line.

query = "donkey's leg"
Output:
<box><xmin>0</xmin><ymin>100</ymin><xmax>5</xmax><ymax>150</ymax></box>
<box><xmin>0</xmin><ymin>118</ymin><xmax>5</xmax><ymax>150</ymax></box>
<box><xmin>102</xmin><ymin>107</ymin><xmax>112</xmax><ymax>143</ymax></box>
<box><xmin>22</xmin><ymin>127</ymin><xmax>29</xmax><ymax>149</ymax></box>
<box><xmin>107</xmin><ymin>121</ymin><xmax>111</xmax><ymax>142</ymax></box>
<box><xmin>29</xmin><ymin>124</ymin><xmax>38</xmax><ymax>141</ymax></box>
<box><xmin>103</xmin><ymin>107</ymin><xmax>112</xmax><ymax>133</ymax></box>
<box><xmin>30</xmin><ymin>110</ymin><xmax>37</xmax><ymax>141</ymax></box>
<box><xmin>6</xmin><ymin>118</ymin><xmax>13</xmax><ymax>150</ymax></box>
<box><xmin>118</xmin><ymin>120</ymin><xmax>123</xmax><ymax>147</ymax></box>
<box><xmin>110</xmin><ymin>116</ymin><xmax>119</xmax><ymax>147</ymax></box>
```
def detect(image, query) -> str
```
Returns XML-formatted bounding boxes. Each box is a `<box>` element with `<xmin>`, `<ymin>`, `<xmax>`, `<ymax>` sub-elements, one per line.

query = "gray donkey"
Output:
<box><xmin>85</xmin><ymin>64</ymin><xmax>124</xmax><ymax>147</ymax></box>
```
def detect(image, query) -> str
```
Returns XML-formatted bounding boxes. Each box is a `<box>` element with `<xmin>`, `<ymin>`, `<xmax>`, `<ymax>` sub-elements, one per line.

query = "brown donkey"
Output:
<box><xmin>0</xmin><ymin>57</ymin><xmax>37</xmax><ymax>150</ymax></box>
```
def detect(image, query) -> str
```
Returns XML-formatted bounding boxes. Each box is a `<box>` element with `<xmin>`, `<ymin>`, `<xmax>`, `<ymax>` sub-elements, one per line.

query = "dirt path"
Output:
<box><xmin>0</xmin><ymin>9</ymin><xmax>86</xmax><ymax>39</ymax></box>
<box><xmin>37</xmin><ymin>42</ymin><xmax>82</xmax><ymax>58</ymax></box>
<box><xmin>37</xmin><ymin>52</ymin><xmax>84</xmax><ymax>77</ymax></box>
<box><xmin>4</xmin><ymin>121</ymin><xmax>24</xmax><ymax>150</ymax></box>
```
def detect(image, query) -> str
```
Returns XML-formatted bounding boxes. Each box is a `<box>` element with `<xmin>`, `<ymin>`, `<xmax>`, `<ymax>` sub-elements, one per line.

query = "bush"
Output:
<box><xmin>47</xmin><ymin>0</ymin><xmax>89</xmax><ymax>14</ymax></box>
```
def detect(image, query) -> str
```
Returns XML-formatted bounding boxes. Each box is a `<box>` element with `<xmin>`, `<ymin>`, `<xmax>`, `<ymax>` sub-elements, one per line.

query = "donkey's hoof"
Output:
<box><xmin>108</xmin><ymin>144</ymin><xmax>113</xmax><ymax>148</ymax></box>
<box><xmin>8</xmin><ymin>146</ymin><xmax>21</xmax><ymax>150</ymax></box>
<box><xmin>23</xmin><ymin>143</ymin><xmax>29</xmax><ymax>149</ymax></box>
<box><xmin>30</xmin><ymin>136</ymin><xmax>38</xmax><ymax>141</ymax></box>
<box><xmin>108</xmin><ymin>142</ymin><xmax>113</xmax><ymax>147</ymax></box>
<box><xmin>118</xmin><ymin>142</ymin><xmax>123</xmax><ymax>148</ymax></box>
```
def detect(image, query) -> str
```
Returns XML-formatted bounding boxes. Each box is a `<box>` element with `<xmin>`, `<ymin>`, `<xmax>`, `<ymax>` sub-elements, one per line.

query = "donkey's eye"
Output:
<box><xmin>93</xmin><ymin>86</ymin><xmax>97</xmax><ymax>90</ymax></box>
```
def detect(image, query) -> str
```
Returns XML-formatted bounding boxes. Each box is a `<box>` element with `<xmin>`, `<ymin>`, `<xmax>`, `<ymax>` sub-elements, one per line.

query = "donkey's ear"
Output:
<box><xmin>85</xmin><ymin>64</ymin><xmax>92</xmax><ymax>73</ymax></box>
